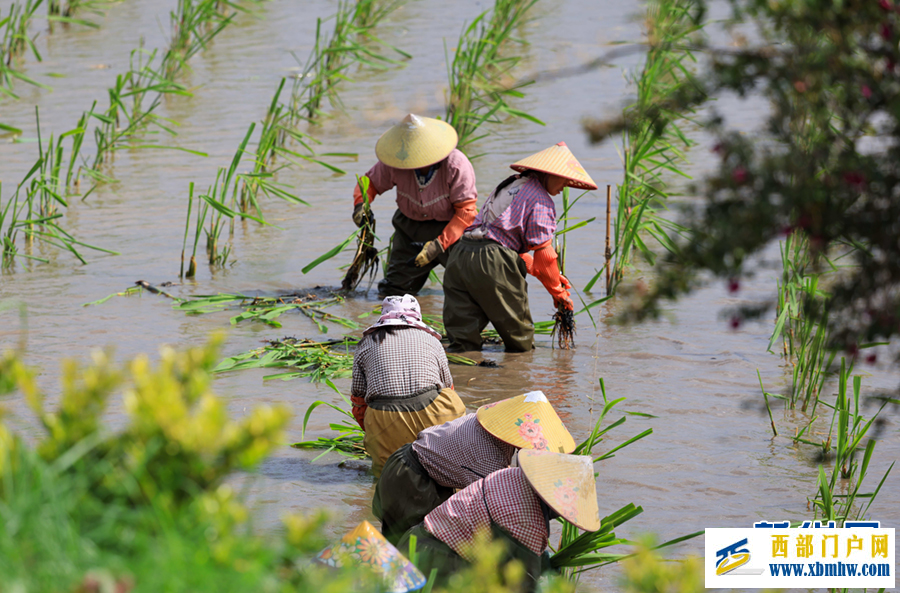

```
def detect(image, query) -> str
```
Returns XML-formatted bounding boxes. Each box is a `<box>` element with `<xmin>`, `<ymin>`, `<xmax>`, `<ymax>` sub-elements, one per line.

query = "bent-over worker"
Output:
<box><xmin>442</xmin><ymin>142</ymin><xmax>598</xmax><ymax>352</ymax></box>
<box><xmin>396</xmin><ymin>450</ymin><xmax>601</xmax><ymax>592</ymax></box>
<box><xmin>352</xmin><ymin>114</ymin><xmax>478</xmax><ymax>297</ymax></box>
<box><xmin>372</xmin><ymin>391</ymin><xmax>576</xmax><ymax>544</ymax></box>
<box><xmin>350</xmin><ymin>294</ymin><xmax>466</xmax><ymax>476</ymax></box>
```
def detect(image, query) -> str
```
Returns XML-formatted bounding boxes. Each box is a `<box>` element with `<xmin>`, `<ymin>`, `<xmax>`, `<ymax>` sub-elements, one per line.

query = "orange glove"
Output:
<box><xmin>519</xmin><ymin>252</ymin><xmax>534</xmax><ymax>274</ymax></box>
<box><xmin>436</xmin><ymin>199</ymin><xmax>478</xmax><ymax>249</ymax></box>
<box><xmin>351</xmin><ymin>395</ymin><xmax>368</xmax><ymax>430</ymax></box>
<box><xmin>532</xmin><ymin>243</ymin><xmax>573</xmax><ymax>310</ymax></box>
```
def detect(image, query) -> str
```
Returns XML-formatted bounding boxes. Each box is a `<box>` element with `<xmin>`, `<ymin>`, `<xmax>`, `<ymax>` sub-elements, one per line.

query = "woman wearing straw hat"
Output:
<box><xmin>442</xmin><ymin>142</ymin><xmax>598</xmax><ymax>352</ymax></box>
<box><xmin>372</xmin><ymin>391</ymin><xmax>575</xmax><ymax>545</ymax></box>
<box><xmin>352</xmin><ymin>114</ymin><xmax>478</xmax><ymax>297</ymax></box>
<box><xmin>396</xmin><ymin>450</ymin><xmax>601</xmax><ymax>592</ymax></box>
<box><xmin>350</xmin><ymin>294</ymin><xmax>466</xmax><ymax>476</ymax></box>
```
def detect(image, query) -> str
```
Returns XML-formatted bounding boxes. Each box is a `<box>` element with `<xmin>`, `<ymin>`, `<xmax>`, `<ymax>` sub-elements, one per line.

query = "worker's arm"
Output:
<box><xmin>529</xmin><ymin>240</ymin><xmax>573</xmax><ymax>311</ymax></box>
<box><xmin>350</xmin><ymin>355</ymin><xmax>368</xmax><ymax>430</ymax></box>
<box><xmin>414</xmin><ymin>151</ymin><xmax>478</xmax><ymax>266</ymax></box>
<box><xmin>351</xmin><ymin>163</ymin><xmax>392</xmax><ymax>226</ymax></box>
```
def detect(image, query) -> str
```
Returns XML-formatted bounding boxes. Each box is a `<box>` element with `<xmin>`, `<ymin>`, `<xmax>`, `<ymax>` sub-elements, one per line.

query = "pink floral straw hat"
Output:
<box><xmin>475</xmin><ymin>391</ymin><xmax>576</xmax><ymax>453</ymax></box>
<box><xmin>363</xmin><ymin>294</ymin><xmax>442</xmax><ymax>340</ymax></box>
<box><xmin>518</xmin><ymin>450</ymin><xmax>601</xmax><ymax>532</ymax></box>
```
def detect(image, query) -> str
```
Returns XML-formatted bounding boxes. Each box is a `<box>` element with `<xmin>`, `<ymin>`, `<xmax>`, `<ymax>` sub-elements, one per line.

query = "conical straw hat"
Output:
<box><xmin>509</xmin><ymin>142</ymin><xmax>598</xmax><ymax>190</ymax></box>
<box><xmin>315</xmin><ymin>520</ymin><xmax>427</xmax><ymax>592</ymax></box>
<box><xmin>375</xmin><ymin>114</ymin><xmax>458</xmax><ymax>170</ymax></box>
<box><xmin>475</xmin><ymin>391</ymin><xmax>576</xmax><ymax>453</ymax></box>
<box><xmin>518</xmin><ymin>450</ymin><xmax>601</xmax><ymax>531</ymax></box>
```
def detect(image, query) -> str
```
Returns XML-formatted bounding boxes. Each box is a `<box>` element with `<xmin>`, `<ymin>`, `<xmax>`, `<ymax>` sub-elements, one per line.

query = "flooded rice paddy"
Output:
<box><xmin>0</xmin><ymin>0</ymin><xmax>898</xmax><ymax>590</ymax></box>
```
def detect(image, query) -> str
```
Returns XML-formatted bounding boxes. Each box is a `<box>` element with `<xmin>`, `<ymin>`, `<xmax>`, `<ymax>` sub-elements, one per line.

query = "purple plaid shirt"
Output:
<box><xmin>413</xmin><ymin>414</ymin><xmax>516</xmax><ymax>490</ymax></box>
<box><xmin>467</xmin><ymin>177</ymin><xmax>557</xmax><ymax>253</ymax></box>
<box><xmin>424</xmin><ymin>467</ymin><xmax>548</xmax><ymax>560</ymax></box>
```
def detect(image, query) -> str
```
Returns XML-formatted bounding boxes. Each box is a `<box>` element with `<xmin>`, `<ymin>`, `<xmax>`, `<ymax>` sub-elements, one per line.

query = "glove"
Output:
<box><xmin>414</xmin><ymin>239</ymin><xmax>444</xmax><ymax>267</ymax></box>
<box><xmin>352</xmin><ymin>203</ymin><xmax>374</xmax><ymax>228</ymax></box>
<box><xmin>551</xmin><ymin>275</ymin><xmax>573</xmax><ymax>311</ymax></box>
<box><xmin>519</xmin><ymin>252</ymin><xmax>534</xmax><ymax>275</ymax></box>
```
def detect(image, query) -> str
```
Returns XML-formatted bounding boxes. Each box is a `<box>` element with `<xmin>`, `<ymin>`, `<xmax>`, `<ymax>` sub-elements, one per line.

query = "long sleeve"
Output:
<box><xmin>436</xmin><ymin>199</ymin><xmax>478</xmax><ymax>250</ymax></box>
<box><xmin>352</xmin><ymin>161</ymin><xmax>393</xmax><ymax>206</ymax></box>
<box><xmin>350</xmin><ymin>351</ymin><xmax>368</xmax><ymax>430</ymax></box>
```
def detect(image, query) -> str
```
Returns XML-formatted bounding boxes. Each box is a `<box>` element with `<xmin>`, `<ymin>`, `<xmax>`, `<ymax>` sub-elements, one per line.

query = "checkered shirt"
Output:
<box><xmin>413</xmin><ymin>414</ymin><xmax>516</xmax><ymax>490</ymax></box>
<box><xmin>351</xmin><ymin>326</ymin><xmax>453</xmax><ymax>401</ymax></box>
<box><xmin>468</xmin><ymin>176</ymin><xmax>557</xmax><ymax>253</ymax></box>
<box><xmin>424</xmin><ymin>467</ymin><xmax>548</xmax><ymax>560</ymax></box>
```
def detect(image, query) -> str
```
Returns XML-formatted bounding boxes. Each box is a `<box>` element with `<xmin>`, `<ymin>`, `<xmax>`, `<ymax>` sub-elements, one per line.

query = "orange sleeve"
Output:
<box><xmin>437</xmin><ymin>199</ymin><xmax>478</xmax><ymax>250</ymax></box>
<box><xmin>352</xmin><ymin>183</ymin><xmax>379</xmax><ymax>207</ymax></box>
<box><xmin>531</xmin><ymin>242</ymin><xmax>567</xmax><ymax>300</ymax></box>
<box><xmin>350</xmin><ymin>395</ymin><xmax>367</xmax><ymax>430</ymax></box>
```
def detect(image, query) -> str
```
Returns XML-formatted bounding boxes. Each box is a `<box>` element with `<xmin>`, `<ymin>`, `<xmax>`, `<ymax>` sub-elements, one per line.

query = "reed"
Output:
<box><xmin>0</xmin><ymin>0</ymin><xmax>51</xmax><ymax>96</ymax></box>
<box><xmin>584</xmin><ymin>0</ymin><xmax>700</xmax><ymax>296</ymax></box>
<box><xmin>162</xmin><ymin>0</ymin><xmax>238</xmax><ymax>79</ymax></box>
<box><xmin>292</xmin><ymin>0</ymin><xmax>409</xmax><ymax>122</ymax></box>
<box><xmin>444</xmin><ymin>0</ymin><xmax>543</xmax><ymax>153</ymax></box>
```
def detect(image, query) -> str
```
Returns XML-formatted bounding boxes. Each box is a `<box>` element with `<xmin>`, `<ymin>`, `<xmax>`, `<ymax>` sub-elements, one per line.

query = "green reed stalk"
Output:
<box><xmin>444</xmin><ymin>0</ymin><xmax>543</xmax><ymax>153</ymax></box>
<box><xmin>0</xmin><ymin>0</ymin><xmax>52</xmax><ymax>97</ymax></box>
<box><xmin>587</xmin><ymin>0</ymin><xmax>701</xmax><ymax>296</ymax></box>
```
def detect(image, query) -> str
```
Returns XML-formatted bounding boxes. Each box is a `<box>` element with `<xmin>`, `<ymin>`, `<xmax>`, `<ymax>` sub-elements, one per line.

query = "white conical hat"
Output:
<box><xmin>375</xmin><ymin>114</ymin><xmax>458</xmax><ymax>170</ymax></box>
<box><xmin>510</xmin><ymin>142</ymin><xmax>598</xmax><ymax>190</ymax></box>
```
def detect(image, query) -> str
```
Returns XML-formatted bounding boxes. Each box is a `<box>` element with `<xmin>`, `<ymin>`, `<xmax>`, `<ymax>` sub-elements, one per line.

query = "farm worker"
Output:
<box><xmin>352</xmin><ymin>114</ymin><xmax>478</xmax><ymax>297</ymax></box>
<box><xmin>396</xmin><ymin>450</ymin><xmax>601</xmax><ymax>592</ymax></box>
<box><xmin>372</xmin><ymin>391</ymin><xmax>576</xmax><ymax>545</ymax></box>
<box><xmin>442</xmin><ymin>142</ymin><xmax>598</xmax><ymax>352</ymax></box>
<box><xmin>350</xmin><ymin>294</ymin><xmax>466</xmax><ymax>476</ymax></box>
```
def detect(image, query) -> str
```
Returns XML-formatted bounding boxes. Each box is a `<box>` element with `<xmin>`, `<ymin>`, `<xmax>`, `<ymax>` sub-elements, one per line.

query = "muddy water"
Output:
<box><xmin>1</xmin><ymin>1</ymin><xmax>898</xmax><ymax>590</ymax></box>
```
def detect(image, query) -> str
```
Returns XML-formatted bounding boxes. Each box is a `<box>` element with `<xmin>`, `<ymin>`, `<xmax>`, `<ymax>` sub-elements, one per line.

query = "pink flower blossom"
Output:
<box><xmin>862</xmin><ymin>85</ymin><xmax>873</xmax><ymax>99</ymax></box>
<box><xmin>732</xmin><ymin>168</ymin><xmax>748</xmax><ymax>184</ymax></box>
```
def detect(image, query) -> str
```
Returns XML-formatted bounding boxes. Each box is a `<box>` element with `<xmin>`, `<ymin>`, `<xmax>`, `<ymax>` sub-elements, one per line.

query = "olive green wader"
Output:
<box><xmin>372</xmin><ymin>443</ymin><xmax>455</xmax><ymax>545</ymax></box>
<box><xmin>379</xmin><ymin>210</ymin><xmax>452</xmax><ymax>297</ymax></box>
<box><xmin>396</xmin><ymin>523</ymin><xmax>545</xmax><ymax>593</ymax></box>
<box><xmin>442</xmin><ymin>237</ymin><xmax>534</xmax><ymax>352</ymax></box>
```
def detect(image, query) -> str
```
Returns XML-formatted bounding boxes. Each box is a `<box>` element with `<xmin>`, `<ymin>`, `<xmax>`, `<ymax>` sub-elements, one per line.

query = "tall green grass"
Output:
<box><xmin>585</xmin><ymin>0</ymin><xmax>701</xmax><ymax>296</ymax></box>
<box><xmin>444</xmin><ymin>0</ymin><xmax>543</xmax><ymax>153</ymax></box>
<box><xmin>0</xmin><ymin>0</ymin><xmax>51</xmax><ymax>96</ymax></box>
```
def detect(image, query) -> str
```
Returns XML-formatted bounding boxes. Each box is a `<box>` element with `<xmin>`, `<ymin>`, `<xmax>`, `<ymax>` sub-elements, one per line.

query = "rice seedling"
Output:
<box><xmin>444</xmin><ymin>0</ymin><xmax>544</xmax><ymax>153</ymax></box>
<box><xmin>584</xmin><ymin>0</ymin><xmax>701</xmax><ymax>296</ymax></box>
<box><xmin>293</xmin><ymin>382</ymin><xmax>366</xmax><ymax>460</ymax></box>
<box><xmin>551</xmin><ymin>187</ymin><xmax>595</xmax><ymax>349</ymax></box>
<box><xmin>215</xmin><ymin>336</ymin><xmax>357</xmax><ymax>381</ymax></box>
<box><xmin>0</xmin><ymin>0</ymin><xmax>52</xmax><ymax>96</ymax></box>
<box><xmin>341</xmin><ymin>176</ymin><xmax>379</xmax><ymax>292</ymax></box>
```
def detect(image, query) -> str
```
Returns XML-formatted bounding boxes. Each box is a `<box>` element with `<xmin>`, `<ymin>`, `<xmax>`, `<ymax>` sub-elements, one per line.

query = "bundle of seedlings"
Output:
<box><xmin>292</xmin><ymin>386</ymin><xmax>367</xmax><ymax>460</ymax></box>
<box><xmin>341</xmin><ymin>176</ymin><xmax>379</xmax><ymax>291</ymax></box>
<box><xmin>215</xmin><ymin>337</ymin><xmax>357</xmax><ymax>382</ymax></box>
<box><xmin>175</xmin><ymin>291</ymin><xmax>358</xmax><ymax>331</ymax></box>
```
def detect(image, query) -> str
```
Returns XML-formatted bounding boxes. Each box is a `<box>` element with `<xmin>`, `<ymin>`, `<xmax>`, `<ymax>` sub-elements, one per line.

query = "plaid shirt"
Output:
<box><xmin>351</xmin><ymin>327</ymin><xmax>453</xmax><ymax>401</ymax></box>
<box><xmin>467</xmin><ymin>176</ymin><xmax>557</xmax><ymax>253</ymax></box>
<box><xmin>366</xmin><ymin>149</ymin><xmax>477</xmax><ymax>222</ymax></box>
<box><xmin>413</xmin><ymin>414</ymin><xmax>516</xmax><ymax>490</ymax></box>
<box><xmin>424</xmin><ymin>468</ymin><xmax>548</xmax><ymax>560</ymax></box>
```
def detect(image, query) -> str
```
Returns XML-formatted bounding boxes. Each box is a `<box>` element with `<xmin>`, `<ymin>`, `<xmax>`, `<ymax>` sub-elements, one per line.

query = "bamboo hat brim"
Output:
<box><xmin>375</xmin><ymin>114</ymin><xmax>458</xmax><ymax>170</ymax></box>
<box><xmin>475</xmin><ymin>391</ymin><xmax>576</xmax><ymax>453</ymax></box>
<box><xmin>315</xmin><ymin>520</ymin><xmax>426</xmax><ymax>592</ymax></box>
<box><xmin>519</xmin><ymin>450</ymin><xmax>601</xmax><ymax>532</ymax></box>
<box><xmin>509</xmin><ymin>141</ymin><xmax>598</xmax><ymax>190</ymax></box>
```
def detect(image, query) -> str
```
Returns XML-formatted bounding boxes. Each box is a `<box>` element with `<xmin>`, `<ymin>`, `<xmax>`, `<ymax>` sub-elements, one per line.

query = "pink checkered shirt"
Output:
<box><xmin>424</xmin><ymin>467</ymin><xmax>548</xmax><ymax>560</ymax></box>
<box><xmin>366</xmin><ymin>149</ymin><xmax>477</xmax><ymax>222</ymax></box>
<box><xmin>413</xmin><ymin>414</ymin><xmax>516</xmax><ymax>490</ymax></box>
<box><xmin>351</xmin><ymin>326</ymin><xmax>453</xmax><ymax>401</ymax></box>
<box><xmin>467</xmin><ymin>176</ymin><xmax>557</xmax><ymax>253</ymax></box>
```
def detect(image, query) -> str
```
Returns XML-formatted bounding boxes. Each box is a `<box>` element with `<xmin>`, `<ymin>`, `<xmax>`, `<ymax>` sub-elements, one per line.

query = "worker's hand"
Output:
<box><xmin>352</xmin><ymin>203</ymin><xmax>374</xmax><ymax>228</ymax></box>
<box><xmin>414</xmin><ymin>240</ymin><xmax>444</xmax><ymax>267</ymax></box>
<box><xmin>559</xmin><ymin>274</ymin><xmax>572</xmax><ymax>290</ymax></box>
<box><xmin>554</xmin><ymin>293</ymin><xmax>574</xmax><ymax>312</ymax></box>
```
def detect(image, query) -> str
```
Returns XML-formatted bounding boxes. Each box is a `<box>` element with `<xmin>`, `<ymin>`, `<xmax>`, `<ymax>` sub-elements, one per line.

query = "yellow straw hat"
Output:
<box><xmin>375</xmin><ymin>114</ymin><xmax>458</xmax><ymax>170</ymax></box>
<box><xmin>315</xmin><ymin>520</ymin><xmax>427</xmax><ymax>592</ymax></box>
<box><xmin>475</xmin><ymin>391</ymin><xmax>576</xmax><ymax>453</ymax></box>
<box><xmin>510</xmin><ymin>141</ymin><xmax>598</xmax><ymax>190</ymax></box>
<box><xmin>518</xmin><ymin>450</ymin><xmax>601</xmax><ymax>531</ymax></box>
